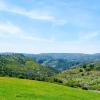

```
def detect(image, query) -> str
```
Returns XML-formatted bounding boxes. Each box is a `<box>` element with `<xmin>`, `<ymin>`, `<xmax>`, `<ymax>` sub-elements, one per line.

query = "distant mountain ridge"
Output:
<box><xmin>1</xmin><ymin>52</ymin><xmax>100</xmax><ymax>70</ymax></box>
<box><xmin>23</xmin><ymin>53</ymin><xmax>100</xmax><ymax>70</ymax></box>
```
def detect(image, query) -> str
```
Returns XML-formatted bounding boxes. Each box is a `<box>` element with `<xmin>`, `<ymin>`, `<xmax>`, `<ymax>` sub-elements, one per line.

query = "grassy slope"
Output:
<box><xmin>0</xmin><ymin>77</ymin><xmax>100</xmax><ymax>100</ymax></box>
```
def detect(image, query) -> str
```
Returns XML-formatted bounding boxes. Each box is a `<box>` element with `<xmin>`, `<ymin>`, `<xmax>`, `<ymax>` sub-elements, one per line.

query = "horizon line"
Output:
<box><xmin>0</xmin><ymin>52</ymin><xmax>100</xmax><ymax>55</ymax></box>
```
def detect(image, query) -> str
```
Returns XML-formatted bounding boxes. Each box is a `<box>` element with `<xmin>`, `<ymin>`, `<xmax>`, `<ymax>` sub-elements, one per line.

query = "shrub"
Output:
<box><xmin>79</xmin><ymin>69</ymin><xmax>83</xmax><ymax>72</ymax></box>
<box><xmin>83</xmin><ymin>64</ymin><xmax>87</xmax><ymax>69</ymax></box>
<box><xmin>82</xmin><ymin>86</ymin><xmax>88</xmax><ymax>90</ymax></box>
<box><xmin>53</xmin><ymin>78</ymin><xmax>63</xmax><ymax>83</ymax></box>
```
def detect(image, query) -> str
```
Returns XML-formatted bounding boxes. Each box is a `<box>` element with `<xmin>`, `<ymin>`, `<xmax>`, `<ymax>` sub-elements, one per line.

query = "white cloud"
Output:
<box><xmin>0</xmin><ymin>21</ymin><xmax>99</xmax><ymax>54</ymax></box>
<box><xmin>79</xmin><ymin>31</ymin><xmax>100</xmax><ymax>40</ymax></box>
<box><xmin>0</xmin><ymin>0</ymin><xmax>55</xmax><ymax>21</ymax></box>
<box><xmin>0</xmin><ymin>22</ymin><xmax>23</xmax><ymax>36</ymax></box>
<box><xmin>0</xmin><ymin>0</ymin><xmax>67</xmax><ymax>26</ymax></box>
<box><xmin>7</xmin><ymin>8</ymin><xmax>55</xmax><ymax>21</ymax></box>
<box><xmin>0</xmin><ymin>21</ymin><xmax>55</xmax><ymax>43</ymax></box>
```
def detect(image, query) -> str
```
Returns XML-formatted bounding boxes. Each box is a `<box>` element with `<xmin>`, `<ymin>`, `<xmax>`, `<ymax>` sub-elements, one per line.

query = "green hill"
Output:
<box><xmin>0</xmin><ymin>77</ymin><xmax>100</xmax><ymax>100</ymax></box>
<box><xmin>53</xmin><ymin>62</ymin><xmax>100</xmax><ymax>90</ymax></box>
<box><xmin>0</xmin><ymin>55</ymin><xmax>57</xmax><ymax>81</ymax></box>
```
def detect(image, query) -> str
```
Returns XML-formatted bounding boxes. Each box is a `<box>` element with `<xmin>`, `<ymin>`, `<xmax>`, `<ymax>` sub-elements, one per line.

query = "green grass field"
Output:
<box><xmin>0</xmin><ymin>77</ymin><xmax>100</xmax><ymax>100</ymax></box>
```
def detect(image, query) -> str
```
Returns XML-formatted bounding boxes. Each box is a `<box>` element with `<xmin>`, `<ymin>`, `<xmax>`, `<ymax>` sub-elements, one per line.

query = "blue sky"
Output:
<box><xmin>0</xmin><ymin>0</ymin><xmax>100</xmax><ymax>54</ymax></box>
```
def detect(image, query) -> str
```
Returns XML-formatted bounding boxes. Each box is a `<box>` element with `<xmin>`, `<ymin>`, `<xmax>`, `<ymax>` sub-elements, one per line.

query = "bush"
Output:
<box><xmin>79</xmin><ymin>69</ymin><xmax>83</xmax><ymax>72</ymax></box>
<box><xmin>53</xmin><ymin>78</ymin><xmax>63</xmax><ymax>83</ymax></box>
<box><xmin>82</xmin><ymin>86</ymin><xmax>88</xmax><ymax>90</ymax></box>
<box><xmin>83</xmin><ymin>64</ymin><xmax>87</xmax><ymax>69</ymax></box>
<box><xmin>18</xmin><ymin>75</ymin><xmax>25</xmax><ymax>79</ymax></box>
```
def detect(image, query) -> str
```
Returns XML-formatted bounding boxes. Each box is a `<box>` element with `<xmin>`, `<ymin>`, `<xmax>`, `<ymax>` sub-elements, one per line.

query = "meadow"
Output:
<box><xmin>0</xmin><ymin>77</ymin><xmax>100</xmax><ymax>100</ymax></box>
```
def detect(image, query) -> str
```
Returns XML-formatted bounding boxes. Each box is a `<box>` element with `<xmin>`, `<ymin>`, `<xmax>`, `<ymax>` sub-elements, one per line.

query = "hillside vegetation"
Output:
<box><xmin>53</xmin><ymin>62</ymin><xmax>100</xmax><ymax>90</ymax></box>
<box><xmin>0</xmin><ymin>77</ymin><xmax>100</xmax><ymax>100</ymax></box>
<box><xmin>0</xmin><ymin>54</ymin><xmax>57</xmax><ymax>81</ymax></box>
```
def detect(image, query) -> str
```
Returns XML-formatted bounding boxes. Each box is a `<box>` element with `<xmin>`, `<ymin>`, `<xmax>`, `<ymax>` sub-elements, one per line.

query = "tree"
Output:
<box><xmin>89</xmin><ymin>64</ymin><xmax>94</xmax><ymax>69</ymax></box>
<box><xmin>79</xmin><ymin>69</ymin><xmax>83</xmax><ymax>72</ymax></box>
<box><xmin>83</xmin><ymin>64</ymin><xmax>86</xmax><ymax>69</ymax></box>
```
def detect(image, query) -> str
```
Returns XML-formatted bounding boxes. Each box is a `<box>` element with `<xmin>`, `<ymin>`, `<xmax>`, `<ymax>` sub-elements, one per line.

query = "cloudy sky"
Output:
<box><xmin>0</xmin><ymin>0</ymin><xmax>100</xmax><ymax>54</ymax></box>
